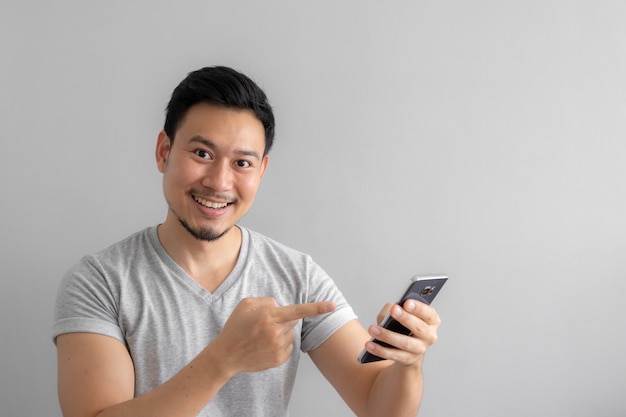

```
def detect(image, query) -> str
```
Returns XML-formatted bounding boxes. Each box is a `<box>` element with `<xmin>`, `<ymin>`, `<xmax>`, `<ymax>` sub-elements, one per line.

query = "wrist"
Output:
<box><xmin>199</xmin><ymin>340</ymin><xmax>239</xmax><ymax>383</ymax></box>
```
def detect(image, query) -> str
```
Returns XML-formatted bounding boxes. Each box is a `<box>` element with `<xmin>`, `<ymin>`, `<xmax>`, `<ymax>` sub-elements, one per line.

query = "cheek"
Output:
<box><xmin>162</xmin><ymin>169</ymin><xmax>193</xmax><ymax>199</ymax></box>
<box><xmin>238</xmin><ymin>175</ymin><xmax>263</xmax><ymax>197</ymax></box>
<box><xmin>164</xmin><ymin>161</ymin><xmax>202</xmax><ymax>185</ymax></box>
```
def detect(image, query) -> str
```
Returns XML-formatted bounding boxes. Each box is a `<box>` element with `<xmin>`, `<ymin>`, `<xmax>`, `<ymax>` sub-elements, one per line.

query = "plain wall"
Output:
<box><xmin>2</xmin><ymin>1</ymin><xmax>625</xmax><ymax>416</ymax></box>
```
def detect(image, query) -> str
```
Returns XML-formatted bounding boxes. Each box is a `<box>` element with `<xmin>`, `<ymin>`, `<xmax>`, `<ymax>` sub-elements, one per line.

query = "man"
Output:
<box><xmin>53</xmin><ymin>66</ymin><xmax>441</xmax><ymax>417</ymax></box>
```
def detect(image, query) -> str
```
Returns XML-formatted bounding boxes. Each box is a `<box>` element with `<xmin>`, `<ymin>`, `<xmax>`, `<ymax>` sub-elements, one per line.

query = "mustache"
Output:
<box><xmin>188</xmin><ymin>188</ymin><xmax>237</xmax><ymax>203</ymax></box>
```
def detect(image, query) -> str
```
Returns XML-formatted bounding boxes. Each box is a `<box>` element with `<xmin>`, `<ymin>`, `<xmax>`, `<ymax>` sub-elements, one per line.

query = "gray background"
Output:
<box><xmin>2</xmin><ymin>1</ymin><xmax>625</xmax><ymax>416</ymax></box>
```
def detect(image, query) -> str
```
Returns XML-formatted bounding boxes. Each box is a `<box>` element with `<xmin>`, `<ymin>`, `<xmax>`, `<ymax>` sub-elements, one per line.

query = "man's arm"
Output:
<box><xmin>56</xmin><ymin>332</ymin><xmax>232</xmax><ymax>417</ymax></box>
<box><xmin>56</xmin><ymin>298</ymin><xmax>335</xmax><ymax>417</ymax></box>
<box><xmin>309</xmin><ymin>300</ymin><xmax>440</xmax><ymax>417</ymax></box>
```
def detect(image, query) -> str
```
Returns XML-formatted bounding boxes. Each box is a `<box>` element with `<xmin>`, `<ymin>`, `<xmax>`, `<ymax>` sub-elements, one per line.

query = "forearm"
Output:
<box><xmin>94</xmin><ymin>346</ymin><xmax>233</xmax><ymax>417</ymax></box>
<box><xmin>366</xmin><ymin>360</ymin><xmax>424</xmax><ymax>417</ymax></box>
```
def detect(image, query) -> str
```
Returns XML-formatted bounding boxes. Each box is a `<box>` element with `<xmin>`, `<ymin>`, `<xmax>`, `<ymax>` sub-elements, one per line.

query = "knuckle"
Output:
<box><xmin>397</xmin><ymin>335</ymin><xmax>413</xmax><ymax>352</ymax></box>
<box><xmin>426</xmin><ymin>307</ymin><xmax>441</xmax><ymax>324</ymax></box>
<box><xmin>416</xmin><ymin>327</ymin><xmax>438</xmax><ymax>345</ymax></box>
<box><xmin>239</xmin><ymin>297</ymin><xmax>254</xmax><ymax>308</ymax></box>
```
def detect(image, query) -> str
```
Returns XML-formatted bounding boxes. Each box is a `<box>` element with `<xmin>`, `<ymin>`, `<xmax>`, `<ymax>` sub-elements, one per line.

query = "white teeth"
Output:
<box><xmin>194</xmin><ymin>196</ymin><xmax>228</xmax><ymax>209</ymax></box>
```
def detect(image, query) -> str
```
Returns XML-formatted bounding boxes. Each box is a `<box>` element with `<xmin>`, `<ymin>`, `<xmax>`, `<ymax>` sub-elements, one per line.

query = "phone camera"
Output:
<box><xmin>420</xmin><ymin>286</ymin><xmax>435</xmax><ymax>296</ymax></box>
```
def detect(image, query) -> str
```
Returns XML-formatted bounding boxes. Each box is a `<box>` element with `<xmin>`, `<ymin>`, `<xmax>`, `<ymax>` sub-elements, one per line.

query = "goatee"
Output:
<box><xmin>178</xmin><ymin>217</ymin><xmax>230</xmax><ymax>242</ymax></box>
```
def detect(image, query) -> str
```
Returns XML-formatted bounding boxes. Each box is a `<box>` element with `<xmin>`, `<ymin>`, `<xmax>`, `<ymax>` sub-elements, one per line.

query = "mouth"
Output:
<box><xmin>193</xmin><ymin>195</ymin><xmax>230</xmax><ymax>209</ymax></box>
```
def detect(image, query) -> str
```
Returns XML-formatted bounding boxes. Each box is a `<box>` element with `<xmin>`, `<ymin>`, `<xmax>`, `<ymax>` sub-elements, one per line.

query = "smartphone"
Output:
<box><xmin>358</xmin><ymin>274</ymin><xmax>448</xmax><ymax>364</ymax></box>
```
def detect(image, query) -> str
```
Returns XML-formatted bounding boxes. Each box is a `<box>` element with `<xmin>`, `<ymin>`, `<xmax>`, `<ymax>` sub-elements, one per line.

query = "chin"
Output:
<box><xmin>178</xmin><ymin>218</ymin><xmax>232</xmax><ymax>243</ymax></box>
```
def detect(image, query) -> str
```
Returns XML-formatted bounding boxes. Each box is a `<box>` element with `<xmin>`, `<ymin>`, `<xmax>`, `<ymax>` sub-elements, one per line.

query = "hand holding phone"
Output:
<box><xmin>358</xmin><ymin>274</ymin><xmax>448</xmax><ymax>363</ymax></box>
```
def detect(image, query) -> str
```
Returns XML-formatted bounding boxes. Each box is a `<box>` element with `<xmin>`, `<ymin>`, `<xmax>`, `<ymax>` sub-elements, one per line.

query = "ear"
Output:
<box><xmin>259</xmin><ymin>155</ymin><xmax>269</xmax><ymax>179</ymax></box>
<box><xmin>156</xmin><ymin>131</ymin><xmax>171</xmax><ymax>173</ymax></box>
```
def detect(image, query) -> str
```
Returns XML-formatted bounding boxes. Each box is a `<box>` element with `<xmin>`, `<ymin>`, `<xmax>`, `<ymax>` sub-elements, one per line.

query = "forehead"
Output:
<box><xmin>174</xmin><ymin>103</ymin><xmax>266</xmax><ymax>151</ymax></box>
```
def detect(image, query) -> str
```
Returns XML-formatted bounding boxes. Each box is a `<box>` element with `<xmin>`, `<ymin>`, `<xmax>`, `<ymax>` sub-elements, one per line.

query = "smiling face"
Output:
<box><xmin>156</xmin><ymin>102</ymin><xmax>269</xmax><ymax>243</ymax></box>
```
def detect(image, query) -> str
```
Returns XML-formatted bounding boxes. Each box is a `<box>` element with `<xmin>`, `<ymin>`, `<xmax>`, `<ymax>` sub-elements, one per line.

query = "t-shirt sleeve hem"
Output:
<box><xmin>300</xmin><ymin>306</ymin><xmax>358</xmax><ymax>352</ymax></box>
<box><xmin>52</xmin><ymin>317</ymin><xmax>125</xmax><ymax>346</ymax></box>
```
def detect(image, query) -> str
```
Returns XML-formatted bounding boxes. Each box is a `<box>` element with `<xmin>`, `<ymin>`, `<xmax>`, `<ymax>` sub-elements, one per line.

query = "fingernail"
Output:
<box><xmin>406</xmin><ymin>300</ymin><xmax>416</xmax><ymax>311</ymax></box>
<box><xmin>371</xmin><ymin>326</ymin><xmax>381</xmax><ymax>336</ymax></box>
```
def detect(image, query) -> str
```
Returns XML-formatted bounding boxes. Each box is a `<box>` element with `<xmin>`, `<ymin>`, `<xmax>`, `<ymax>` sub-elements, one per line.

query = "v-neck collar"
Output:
<box><xmin>147</xmin><ymin>225</ymin><xmax>250</xmax><ymax>304</ymax></box>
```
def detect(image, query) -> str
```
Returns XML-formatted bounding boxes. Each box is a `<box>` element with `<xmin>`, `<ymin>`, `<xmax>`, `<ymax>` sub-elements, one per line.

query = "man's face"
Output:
<box><xmin>156</xmin><ymin>102</ymin><xmax>269</xmax><ymax>242</ymax></box>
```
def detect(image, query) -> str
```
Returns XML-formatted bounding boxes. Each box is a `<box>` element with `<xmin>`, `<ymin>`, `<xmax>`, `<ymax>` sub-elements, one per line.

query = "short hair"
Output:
<box><xmin>164</xmin><ymin>66</ymin><xmax>275</xmax><ymax>155</ymax></box>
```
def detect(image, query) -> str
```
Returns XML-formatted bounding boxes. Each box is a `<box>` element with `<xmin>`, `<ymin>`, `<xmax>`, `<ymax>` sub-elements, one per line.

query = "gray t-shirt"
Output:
<box><xmin>53</xmin><ymin>225</ymin><xmax>356</xmax><ymax>416</ymax></box>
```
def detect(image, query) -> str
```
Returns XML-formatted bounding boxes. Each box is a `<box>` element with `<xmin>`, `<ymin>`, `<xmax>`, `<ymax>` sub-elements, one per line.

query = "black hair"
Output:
<box><xmin>164</xmin><ymin>66</ymin><xmax>275</xmax><ymax>155</ymax></box>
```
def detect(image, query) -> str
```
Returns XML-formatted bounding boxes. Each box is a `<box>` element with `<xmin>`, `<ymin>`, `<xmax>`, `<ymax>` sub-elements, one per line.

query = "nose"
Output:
<box><xmin>201</xmin><ymin>160</ymin><xmax>233</xmax><ymax>191</ymax></box>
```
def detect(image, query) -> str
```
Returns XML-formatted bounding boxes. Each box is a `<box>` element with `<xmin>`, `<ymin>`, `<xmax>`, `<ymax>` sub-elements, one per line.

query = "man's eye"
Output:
<box><xmin>235</xmin><ymin>160</ymin><xmax>251</xmax><ymax>168</ymax></box>
<box><xmin>195</xmin><ymin>150</ymin><xmax>211</xmax><ymax>159</ymax></box>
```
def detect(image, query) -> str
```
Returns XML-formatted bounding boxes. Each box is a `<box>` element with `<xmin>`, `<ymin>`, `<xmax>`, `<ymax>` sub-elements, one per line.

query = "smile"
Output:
<box><xmin>193</xmin><ymin>196</ymin><xmax>229</xmax><ymax>209</ymax></box>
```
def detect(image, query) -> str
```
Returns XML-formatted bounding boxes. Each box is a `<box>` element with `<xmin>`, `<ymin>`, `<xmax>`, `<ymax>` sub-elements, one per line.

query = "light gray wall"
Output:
<box><xmin>2</xmin><ymin>1</ymin><xmax>625</xmax><ymax>416</ymax></box>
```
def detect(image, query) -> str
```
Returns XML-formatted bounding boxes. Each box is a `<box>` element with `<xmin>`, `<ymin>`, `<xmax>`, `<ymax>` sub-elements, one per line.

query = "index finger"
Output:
<box><xmin>274</xmin><ymin>301</ymin><xmax>336</xmax><ymax>323</ymax></box>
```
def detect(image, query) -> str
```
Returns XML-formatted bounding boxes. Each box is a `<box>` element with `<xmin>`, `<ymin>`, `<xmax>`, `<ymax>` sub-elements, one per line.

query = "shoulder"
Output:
<box><xmin>92</xmin><ymin>226</ymin><xmax>157</xmax><ymax>262</ymax></box>
<box><xmin>238</xmin><ymin>226</ymin><xmax>326</xmax><ymax>283</ymax></box>
<box><xmin>72</xmin><ymin>226</ymin><xmax>157</xmax><ymax>270</ymax></box>
<box><xmin>62</xmin><ymin>226</ymin><xmax>158</xmax><ymax>285</ymax></box>
<box><xmin>241</xmin><ymin>226</ymin><xmax>310</xmax><ymax>261</ymax></box>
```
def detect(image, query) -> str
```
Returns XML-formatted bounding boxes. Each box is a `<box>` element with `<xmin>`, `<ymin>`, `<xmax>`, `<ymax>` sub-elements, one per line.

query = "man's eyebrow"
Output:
<box><xmin>188</xmin><ymin>135</ymin><xmax>216</xmax><ymax>149</ymax></box>
<box><xmin>188</xmin><ymin>135</ymin><xmax>261</xmax><ymax>160</ymax></box>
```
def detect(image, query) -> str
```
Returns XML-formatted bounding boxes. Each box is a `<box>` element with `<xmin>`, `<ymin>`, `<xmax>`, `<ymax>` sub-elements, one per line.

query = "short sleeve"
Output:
<box><xmin>52</xmin><ymin>256</ymin><xmax>124</xmax><ymax>344</ymax></box>
<box><xmin>299</xmin><ymin>259</ymin><xmax>357</xmax><ymax>352</ymax></box>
